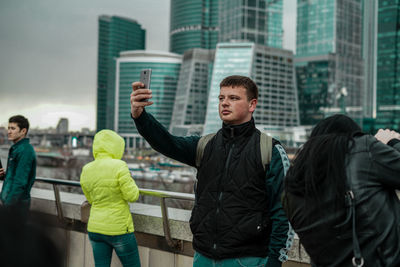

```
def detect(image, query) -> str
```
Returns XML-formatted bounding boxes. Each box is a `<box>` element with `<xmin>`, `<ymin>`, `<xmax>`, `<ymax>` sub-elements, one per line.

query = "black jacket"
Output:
<box><xmin>192</xmin><ymin>118</ymin><xmax>272</xmax><ymax>259</ymax></box>
<box><xmin>284</xmin><ymin>135</ymin><xmax>400</xmax><ymax>266</ymax></box>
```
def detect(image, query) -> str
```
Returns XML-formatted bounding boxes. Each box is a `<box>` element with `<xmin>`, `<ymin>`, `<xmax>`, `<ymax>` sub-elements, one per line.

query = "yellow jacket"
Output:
<box><xmin>80</xmin><ymin>130</ymin><xmax>139</xmax><ymax>235</ymax></box>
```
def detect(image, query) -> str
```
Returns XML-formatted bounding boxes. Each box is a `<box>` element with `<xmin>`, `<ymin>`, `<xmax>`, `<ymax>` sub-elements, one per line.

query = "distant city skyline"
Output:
<box><xmin>0</xmin><ymin>0</ymin><xmax>297</xmax><ymax>131</ymax></box>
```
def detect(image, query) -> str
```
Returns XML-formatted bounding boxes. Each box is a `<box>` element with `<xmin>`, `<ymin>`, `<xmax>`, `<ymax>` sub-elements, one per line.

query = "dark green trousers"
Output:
<box><xmin>193</xmin><ymin>252</ymin><xmax>269</xmax><ymax>267</ymax></box>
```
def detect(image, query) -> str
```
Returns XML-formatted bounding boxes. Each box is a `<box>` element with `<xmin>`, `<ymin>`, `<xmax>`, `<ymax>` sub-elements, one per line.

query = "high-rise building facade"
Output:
<box><xmin>96</xmin><ymin>15</ymin><xmax>145</xmax><ymax>132</ymax></box>
<box><xmin>115</xmin><ymin>51</ymin><xmax>182</xmax><ymax>138</ymax></box>
<box><xmin>375</xmin><ymin>0</ymin><xmax>400</xmax><ymax>131</ymax></box>
<box><xmin>170</xmin><ymin>0</ymin><xmax>219</xmax><ymax>54</ymax></box>
<box><xmin>219</xmin><ymin>0</ymin><xmax>283</xmax><ymax>48</ymax></box>
<box><xmin>295</xmin><ymin>0</ymin><xmax>364</xmax><ymax>126</ymax></box>
<box><xmin>296</xmin><ymin>0</ymin><xmax>335</xmax><ymax>57</ymax></box>
<box><xmin>362</xmin><ymin>1</ymin><xmax>378</xmax><ymax>119</ymax></box>
<box><xmin>203</xmin><ymin>42</ymin><xmax>299</xmax><ymax>134</ymax></box>
<box><xmin>169</xmin><ymin>49</ymin><xmax>215</xmax><ymax>135</ymax></box>
<box><xmin>295</xmin><ymin>55</ymin><xmax>335</xmax><ymax>125</ymax></box>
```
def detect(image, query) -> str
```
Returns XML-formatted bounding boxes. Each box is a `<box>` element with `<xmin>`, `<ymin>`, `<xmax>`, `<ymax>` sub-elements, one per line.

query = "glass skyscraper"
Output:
<box><xmin>170</xmin><ymin>0</ymin><xmax>219</xmax><ymax>54</ymax></box>
<box><xmin>295</xmin><ymin>0</ymin><xmax>364</xmax><ymax>126</ymax></box>
<box><xmin>170</xmin><ymin>0</ymin><xmax>283</xmax><ymax>54</ymax></box>
<box><xmin>219</xmin><ymin>0</ymin><xmax>283</xmax><ymax>48</ymax></box>
<box><xmin>296</xmin><ymin>0</ymin><xmax>335</xmax><ymax>57</ymax></box>
<box><xmin>115</xmin><ymin>51</ymin><xmax>182</xmax><ymax>137</ymax></box>
<box><xmin>295</xmin><ymin>55</ymin><xmax>336</xmax><ymax>125</ymax></box>
<box><xmin>96</xmin><ymin>15</ymin><xmax>145</xmax><ymax>132</ymax></box>
<box><xmin>170</xmin><ymin>48</ymin><xmax>215</xmax><ymax>135</ymax></box>
<box><xmin>375</xmin><ymin>0</ymin><xmax>400</xmax><ymax>131</ymax></box>
<box><xmin>203</xmin><ymin>42</ymin><xmax>299</xmax><ymax>134</ymax></box>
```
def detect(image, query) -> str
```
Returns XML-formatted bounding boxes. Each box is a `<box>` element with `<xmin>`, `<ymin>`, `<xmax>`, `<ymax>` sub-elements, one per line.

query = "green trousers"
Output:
<box><xmin>193</xmin><ymin>252</ymin><xmax>268</xmax><ymax>267</ymax></box>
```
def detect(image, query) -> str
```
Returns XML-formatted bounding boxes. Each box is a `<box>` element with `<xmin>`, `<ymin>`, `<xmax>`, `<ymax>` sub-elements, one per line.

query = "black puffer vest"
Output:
<box><xmin>190</xmin><ymin>118</ymin><xmax>271</xmax><ymax>259</ymax></box>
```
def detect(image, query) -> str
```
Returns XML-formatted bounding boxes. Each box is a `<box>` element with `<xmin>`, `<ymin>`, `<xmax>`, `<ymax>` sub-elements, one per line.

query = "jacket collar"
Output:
<box><xmin>11</xmin><ymin>138</ymin><xmax>29</xmax><ymax>148</ymax></box>
<box><xmin>9</xmin><ymin>138</ymin><xmax>29</xmax><ymax>153</ymax></box>
<box><xmin>222</xmin><ymin>118</ymin><xmax>255</xmax><ymax>140</ymax></box>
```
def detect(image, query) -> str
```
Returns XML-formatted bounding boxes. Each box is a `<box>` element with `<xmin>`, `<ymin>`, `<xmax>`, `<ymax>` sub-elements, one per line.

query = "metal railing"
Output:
<box><xmin>35</xmin><ymin>177</ymin><xmax>195</xmax><ymax>251</ymax></box>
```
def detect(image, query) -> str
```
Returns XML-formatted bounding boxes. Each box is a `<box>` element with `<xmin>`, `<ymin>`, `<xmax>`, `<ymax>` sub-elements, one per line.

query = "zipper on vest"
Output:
<box><xmin>213</xmin><ymin>142</ymin><xmax>235</xmax><ymax>252</ymax></box>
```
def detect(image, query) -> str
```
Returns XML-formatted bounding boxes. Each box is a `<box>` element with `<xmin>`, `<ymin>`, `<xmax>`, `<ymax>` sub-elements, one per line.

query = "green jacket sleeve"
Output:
<box><xmin>118</xmin><ymin>162</ymin><xmax>140</xmax><ymax>203</ymax></box>
<box><xmin>133</xmin><ymin>110</ymin><xmax>200</xmax><ymax>167</ymax></box>
<box><xmin>6</xmin><ymin>148</ymin><xmax>35</xmax><ymax>205</ymax></box>
<box><xmin>265</xmin><ymin>145</ymin><xmax>294</xmax><ymax>267</ymax></box>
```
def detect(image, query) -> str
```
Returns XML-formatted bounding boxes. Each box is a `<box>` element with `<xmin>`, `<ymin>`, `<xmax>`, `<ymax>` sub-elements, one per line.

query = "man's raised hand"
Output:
<box><xmin>130</xmin><ymin>81</ymin><xmax>153</xmax><ymax>119</ymax></box>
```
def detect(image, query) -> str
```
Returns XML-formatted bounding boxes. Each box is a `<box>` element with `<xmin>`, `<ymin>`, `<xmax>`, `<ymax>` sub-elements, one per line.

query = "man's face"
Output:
<box><xmin>8</xmin><ymin>122</ymin><xmax>26</xmax><ymax>143</ymax></box>
<box><xmin>218</xmin><ymin>86</ymin><xmax>257</xmax><ymax>125</ymax></box>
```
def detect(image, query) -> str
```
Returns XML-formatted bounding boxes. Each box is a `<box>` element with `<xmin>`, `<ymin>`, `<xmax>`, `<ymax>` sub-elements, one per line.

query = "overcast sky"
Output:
<box><xmin>0</xmin><ymin>0</ymin><xmax>297</xmax><ymax>131</ymax></box>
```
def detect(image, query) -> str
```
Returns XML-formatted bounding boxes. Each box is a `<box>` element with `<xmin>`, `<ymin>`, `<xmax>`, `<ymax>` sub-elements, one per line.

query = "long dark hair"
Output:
<box><xmin>284</xmin><ymin>114</ymin><xmax>362</xmax><ymax>214</ymax></box>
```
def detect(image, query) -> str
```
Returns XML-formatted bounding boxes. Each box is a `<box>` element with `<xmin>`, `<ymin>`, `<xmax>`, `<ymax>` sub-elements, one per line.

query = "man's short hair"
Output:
<box><xmin>220</xmin><ymin>75</ymin><xmax>258</xmax><ymax>100</ymax></box>
<box><xmin>9</xmin><ymin>115</ymin><xmax>30</xmax><ymax>134</ymax></box>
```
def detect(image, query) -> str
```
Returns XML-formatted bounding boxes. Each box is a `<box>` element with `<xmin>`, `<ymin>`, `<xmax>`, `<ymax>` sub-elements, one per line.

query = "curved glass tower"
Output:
<box><xmin>115</xmin><ymin>50</ymin><xmax>182</xmax><ymax>134</ymax></box>
<box><xmin>170</xmin><ymin>0</ymin><xmax>219</xmax><ymax>54</ymax></box>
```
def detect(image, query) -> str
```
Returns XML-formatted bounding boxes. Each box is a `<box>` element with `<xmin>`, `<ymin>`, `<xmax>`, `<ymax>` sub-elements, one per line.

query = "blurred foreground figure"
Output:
<box><xmin>0</xmin><ymin>207</ymin><xmax>65</xmax><ymax>267</ymax></box>
<box><xmin>283</xmin><ymin>114</ymin><xmax>400</xmax><ymax>266</ymax></box>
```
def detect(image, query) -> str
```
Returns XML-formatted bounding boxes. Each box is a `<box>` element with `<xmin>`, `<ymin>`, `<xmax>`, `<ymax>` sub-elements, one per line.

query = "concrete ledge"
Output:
<box><xmin>130</xmin><ymin>202</ymin><xmax>192</xmax><ymax>242</ymax></box>
<box><xmin>29</xmin><ymin>187</ymin><xmax>310</xmax><ymax>264</ymax></box>
<box><xmin>30</xmin><ymin>187</ymin><xmax>193</xmax><ymax>242</ymax></box>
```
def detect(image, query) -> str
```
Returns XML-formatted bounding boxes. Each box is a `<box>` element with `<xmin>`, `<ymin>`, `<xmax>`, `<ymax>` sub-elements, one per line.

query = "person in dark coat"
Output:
<box><xmin>283</xmin><ymin>114</ymin><xmax>400</xmax><ymax>266</ymax></box>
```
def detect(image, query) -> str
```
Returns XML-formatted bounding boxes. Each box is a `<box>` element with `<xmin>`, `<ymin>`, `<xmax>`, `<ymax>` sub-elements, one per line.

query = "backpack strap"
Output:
<box><xmin>196</xmin><ymin>133</ymin><xmax>216</xmax><ymax>167</ymax></box>
<box><xmin>260</xmin><ymin>132</ymin><xmax>273</xmax><ymax>172</ymax></box>
<box><xmin>196</xmin><ymin>132</ymin><xmax>273</xmax><ymax>170</ymax></box>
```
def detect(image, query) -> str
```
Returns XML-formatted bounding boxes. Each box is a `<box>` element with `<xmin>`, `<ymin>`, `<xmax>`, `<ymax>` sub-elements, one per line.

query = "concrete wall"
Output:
<box><xmin>26</xmin><ymin>186</ymin><xmax>310</xmax><ymax>267</ymax></box>
<box><xmin>65</xmin><ymin>230</ymin><xmax>193</xmax><ymax>267</ymax></box>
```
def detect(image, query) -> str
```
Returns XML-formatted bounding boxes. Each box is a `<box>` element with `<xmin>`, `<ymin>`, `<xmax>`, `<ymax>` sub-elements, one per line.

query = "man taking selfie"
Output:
<box><xmin>130</xmin><ymin>75</ymin><xmax>293</xmax><ymax>267</ymax></box>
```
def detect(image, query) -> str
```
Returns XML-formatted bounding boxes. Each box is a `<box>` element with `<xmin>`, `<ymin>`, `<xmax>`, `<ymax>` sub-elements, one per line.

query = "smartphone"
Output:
<box><xmin>0</xmin><ymin>159</ymin><xmax>2</xmax><ymax>169</ymax></box>
<box><xmin>140</xmin><ymin>69</ymin><xmax>152</xmax><ymax>89</ymax></box>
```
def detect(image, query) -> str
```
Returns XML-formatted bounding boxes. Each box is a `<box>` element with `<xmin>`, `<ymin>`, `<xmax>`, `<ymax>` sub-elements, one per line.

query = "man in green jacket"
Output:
<box><xmin>0</xmin><ymin>115</ymin><xmax>36</xmax><ymax>212</ymax></box>
<box><xmin>130</xmin><ymin>75</ymin><xmax>293</xmax><ymax>267</ymax></box>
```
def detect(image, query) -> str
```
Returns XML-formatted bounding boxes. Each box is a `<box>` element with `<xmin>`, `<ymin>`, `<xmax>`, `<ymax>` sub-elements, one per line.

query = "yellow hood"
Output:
<box><xmin>92</xmin><ymin>130</ymin><xmax>125</xmax><ymax>160</ymax></box>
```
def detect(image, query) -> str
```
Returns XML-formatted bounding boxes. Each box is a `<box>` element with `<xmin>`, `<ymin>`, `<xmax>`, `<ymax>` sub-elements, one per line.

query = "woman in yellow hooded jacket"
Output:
<box><xmin>80</xmin><ymin>130</ymin><xmax>140</xmax><ymax>267</ymax></box>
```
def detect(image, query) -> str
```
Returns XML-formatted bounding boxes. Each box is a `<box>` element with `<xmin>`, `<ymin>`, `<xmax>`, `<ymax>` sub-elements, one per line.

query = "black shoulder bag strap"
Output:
<box><xmin>344</xmin><ymin>169</ymin><xmax>364</xmax><ymax>267</ymax></box>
